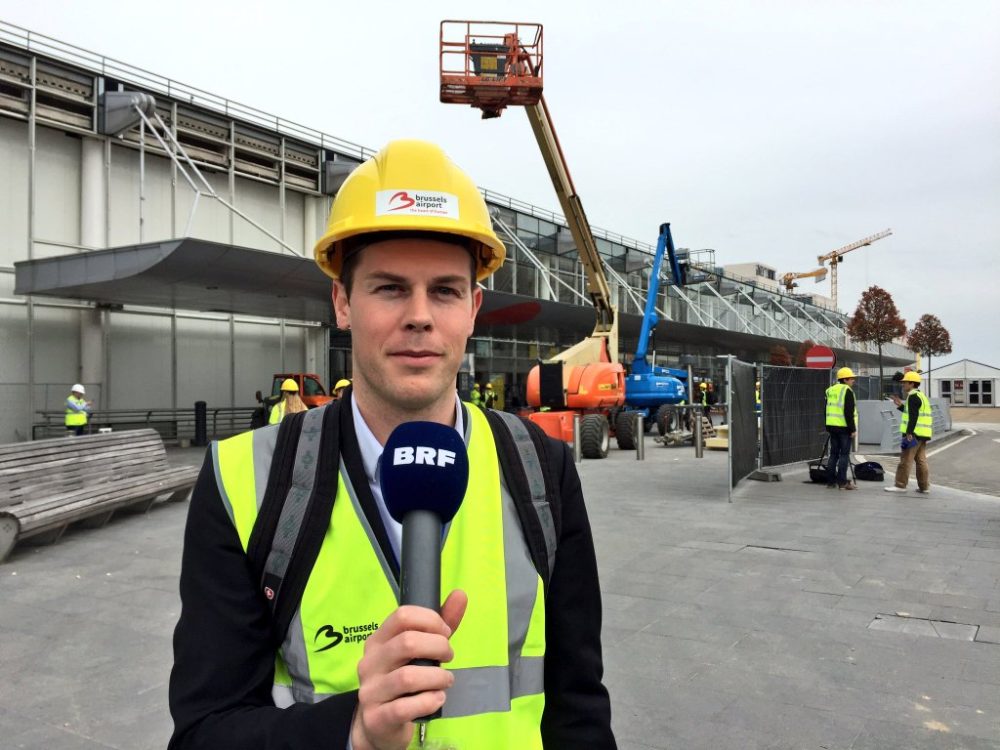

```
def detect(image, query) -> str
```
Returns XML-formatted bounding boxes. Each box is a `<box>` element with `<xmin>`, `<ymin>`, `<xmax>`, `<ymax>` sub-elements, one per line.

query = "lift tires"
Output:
<box><xmin>615</xmin><ymin>411</ymin><xmax>636</xmax><ymax>450</ymax></box>
<box><xmin>580</xmin><ymin>414</ymin><xmax>610</xmax><ymax>459</ymax></box>
<box><xmin>656</xmin><ymin>404</ymin><xmax>676</xmax><ymax>435</ymax></box>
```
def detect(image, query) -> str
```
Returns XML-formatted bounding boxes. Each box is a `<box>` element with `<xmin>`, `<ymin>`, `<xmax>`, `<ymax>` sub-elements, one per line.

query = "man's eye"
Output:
<box><xmin>376</xmin><ymin>284</ymin><xmax>403</xmax><ymax>293</ymax></box>
<box><xmin>435</xmin><ymin>286</ymin><xmax>461</xmax><ymax>297</ymax></box>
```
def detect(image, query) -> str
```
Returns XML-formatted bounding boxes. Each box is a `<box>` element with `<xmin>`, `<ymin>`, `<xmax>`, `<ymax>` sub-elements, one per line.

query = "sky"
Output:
<box><xmin>2</xmin><ymin>1</ymin><xmax>998</xmax><ymax>365</ymax></box>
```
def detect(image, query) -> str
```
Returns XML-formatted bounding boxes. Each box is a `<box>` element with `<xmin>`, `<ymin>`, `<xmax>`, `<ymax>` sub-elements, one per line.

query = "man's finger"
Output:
<box><xmin>366</xmin><ymin>605</ymin><xmax>452</xmax><ymax>648</ymax></box>
<box><xmin>440</xmin><ymin>589</ymin><xmax>468</xmax><ymax>638</ymax></box>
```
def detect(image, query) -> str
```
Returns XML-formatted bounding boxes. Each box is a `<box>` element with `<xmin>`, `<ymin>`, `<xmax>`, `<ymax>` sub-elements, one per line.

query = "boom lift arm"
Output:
<box><xmin>440</xmin><ymin>21</ymin><xmax>617</xmax><ymax>366</ymax></box>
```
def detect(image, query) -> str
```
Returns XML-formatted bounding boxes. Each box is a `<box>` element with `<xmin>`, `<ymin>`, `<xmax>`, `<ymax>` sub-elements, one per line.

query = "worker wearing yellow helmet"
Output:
<box><xmin>268</xmin><ymin>378</ymin><xmax>308</xmax><ymax>424</ymax></box>
<box><xmin>824</xmin><ymin>366</ymin><xmax>858</xmax><ymax>490</ymax></box>
<box><xmin>333</xmin><ymin>378</ymin><xmax>352</xmax><ymax>399</ymax></box>
<box><xmin>885</xmin><ymin>370</ymin><xmax>933</xmax><ymax>494</ymax></box>
<box><xmin>698</xmin><ymin>381</ymin><xmax>715</xmax><ymax>426</ymax></box>
<box><xmin>170</xmin><ymin>140</ymin><xmax>616</xmax><ymax>750</ymax></box>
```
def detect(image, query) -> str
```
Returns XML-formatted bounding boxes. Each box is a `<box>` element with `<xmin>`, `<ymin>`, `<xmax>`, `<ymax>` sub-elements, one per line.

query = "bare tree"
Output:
<box><xmin>906</xmin><ymin>314</ymin><xmax>953</xmax><ymax>397</ymax></box>
<box><xmin>847</xmin><ymin>286</ymin><xmax>906</xmax><ymax>396</ymax></box>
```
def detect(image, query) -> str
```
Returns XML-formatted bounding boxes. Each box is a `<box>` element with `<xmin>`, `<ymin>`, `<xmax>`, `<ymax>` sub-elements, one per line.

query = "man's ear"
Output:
<box><xmin>332</xmin><ymin>281</ymin><xmax>350</xmax><ymax>330</ymax></box>
<box><xmin>468</xmin><ymin>285</ymin><xmax>483</xmax><ymax>336</ymax></box>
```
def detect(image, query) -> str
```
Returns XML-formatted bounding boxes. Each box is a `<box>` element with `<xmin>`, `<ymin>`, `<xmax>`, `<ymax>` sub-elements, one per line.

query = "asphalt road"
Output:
<box><xmin>875</xmin><ymin>424</ymin><xmax>1000</xmax><ymax>498</ymax></box>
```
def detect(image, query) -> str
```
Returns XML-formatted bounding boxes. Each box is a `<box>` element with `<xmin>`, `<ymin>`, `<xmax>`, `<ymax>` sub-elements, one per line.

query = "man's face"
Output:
<box><xmin>846</xmin><ymin>378</ymin><xmax>856</xmax><ymax>387</ymax></box>
<box><xmin>332</xmin><ymin>238</ymin><xmax>482</xmax><ymax>414</ymax></box>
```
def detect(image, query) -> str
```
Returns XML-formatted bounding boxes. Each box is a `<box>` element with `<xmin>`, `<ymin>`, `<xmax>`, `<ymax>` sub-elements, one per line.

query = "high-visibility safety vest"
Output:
<box><xmin>65</xmin><ymin>396</ymin><xmax>88</xmax><ymax>427</ymax></box>
<box><xmin>700</xmin><ymin>392</ymin><xmax>708</xmax><ymax>406</ymax></box>
<box><xmin>268</xmin><ymin>400</ymin><xmax>287</xmax><ymax>425</ymax></box>
<box><xmin>825</xmin><ymin>383</ymin><xmax>855</xmax><ymax>428</ymax></box>
<box><xmin>212</xmin><ymin>405</ymin><xmax>547</xmax><ymax>748</ymax></box>
<box><xmin>901</xmin><ymin>388</ymin><xmax>933</xmax><ymax>439</ymax></box>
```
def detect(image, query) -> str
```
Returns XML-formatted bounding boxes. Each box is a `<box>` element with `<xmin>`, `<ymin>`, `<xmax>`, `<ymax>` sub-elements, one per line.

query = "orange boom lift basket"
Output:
<box><xmin>439</xmin><ymin>20</ymin><xmax>543</xmax><ymax>119</ymax></box>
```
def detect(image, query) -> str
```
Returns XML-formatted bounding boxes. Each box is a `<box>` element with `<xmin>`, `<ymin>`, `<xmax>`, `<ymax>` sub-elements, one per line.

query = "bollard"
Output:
<box><xmin>635</xmin><ymin>413</ymin><xmax>645</xmax><ymax>460</ymax></box>
<box><xmin>193</xmin><ymin>400</ymin><xmax>208</xmax><ymax>447</ymax></box>
<box><xmin>572</xmin><ymin>412</ymin><xmax>582</xmax><ymax>463</ymax></box>
<box><xmin>694</xmin><ymin>409</ymin><xmax>704</xmax><ymax>458</ymax></box>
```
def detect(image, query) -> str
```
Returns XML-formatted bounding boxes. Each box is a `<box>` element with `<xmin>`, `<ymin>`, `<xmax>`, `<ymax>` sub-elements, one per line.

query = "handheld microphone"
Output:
<box><xmin>381</xmin><ymin>420</ymin><xmax>469</xmax><ymax>732</ymax></box>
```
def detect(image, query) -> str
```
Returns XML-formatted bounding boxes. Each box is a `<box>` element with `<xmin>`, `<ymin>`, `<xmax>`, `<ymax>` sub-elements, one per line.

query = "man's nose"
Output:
<box><xmin>404</xmin><ymin>289</ymin><xmax>433</xmax><ymax>331</ymax></box>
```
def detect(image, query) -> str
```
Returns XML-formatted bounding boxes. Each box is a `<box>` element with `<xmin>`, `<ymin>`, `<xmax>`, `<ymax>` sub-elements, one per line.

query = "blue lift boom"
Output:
<box><xmin>613</xmin><ymin>223</ymin><xmax>692</xmax><ymax>448</ymax></box>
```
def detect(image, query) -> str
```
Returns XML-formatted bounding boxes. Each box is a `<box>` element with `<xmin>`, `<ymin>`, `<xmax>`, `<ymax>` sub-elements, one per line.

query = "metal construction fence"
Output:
<box><xmin>33</xmin><ymin>406</ymin><xmax>257</xmax><ymax>442</ymax></box>
<box><xmin>728</xmin><ymin>358</ymin><xmax>759</xmax><ymax>494</ymax></box>
<box><xmin>760</xmin><ymin>366</ymin><xmax>830</xmax><ymax>468</ymax></box>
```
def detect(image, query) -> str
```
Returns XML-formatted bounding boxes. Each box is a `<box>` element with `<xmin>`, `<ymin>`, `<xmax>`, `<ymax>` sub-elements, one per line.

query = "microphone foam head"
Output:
<box><xmin>380</xmin><ymin>421</ymin><xmax>469</xmax><ymax>524</ymax></box>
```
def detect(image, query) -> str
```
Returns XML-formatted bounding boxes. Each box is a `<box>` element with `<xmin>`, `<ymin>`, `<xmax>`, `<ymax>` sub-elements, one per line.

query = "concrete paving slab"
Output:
<box><xmin>2</xmin><ymin>437</ymin><xmax>999</xmax><ymax>748</ymax></box>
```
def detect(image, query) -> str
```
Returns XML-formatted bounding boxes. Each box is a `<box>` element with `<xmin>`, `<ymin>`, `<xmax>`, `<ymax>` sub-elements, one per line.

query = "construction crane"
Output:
<box><xmin>440</xmin><ymin>20</ymin><xmax>623</xmax><ymax>457</ymax></box>
<box><xmin>781</xmin><ymin>267</ymin><xmax>827</xmax><ymax>291</ymax></box>
<box><xmin>817</xmin><ymin>229</ymin><xmax>893</xmax><ymax>307</ymax></box>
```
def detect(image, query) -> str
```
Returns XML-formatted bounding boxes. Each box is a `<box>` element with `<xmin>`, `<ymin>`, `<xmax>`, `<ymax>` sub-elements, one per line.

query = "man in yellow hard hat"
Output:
<box><xmin>269</xmin><ymin>378</ymin><xmax>308</xmax><ymax>424</ymax></box>
<box><xmin>169</xmin><ymin>140</ymin><xmax>615</xmax><ymax>750</ymax></box>
<box><xmin>333</xmin><ymin>378</ymin><xmax>351</xmax><ymax>400</ymax></box>
<box><xmin>885</xmin><ymin>370</ymin><xmax>933</xmax><ymax>494</ymax></box>
<box><xmin>824</xmin><ymin>367</ymin><xmax>858</xmax><ymax>490</ymax></box>
<box><xmin>65</xmin><ymin>383</ymin><xmax>93</xmax><ymax>436</ymax></box>
<box><xmin>483</xmin><ymin>382</ymin><xmax>498</xmax><ymax>410</ymax></box>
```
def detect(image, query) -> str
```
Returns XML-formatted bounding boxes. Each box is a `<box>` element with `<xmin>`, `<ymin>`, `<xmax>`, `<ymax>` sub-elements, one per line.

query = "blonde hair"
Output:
<box><xmin>283</xmin><ymin>392</ymin><xmax>308</xmax><ymax>414</ymax></box>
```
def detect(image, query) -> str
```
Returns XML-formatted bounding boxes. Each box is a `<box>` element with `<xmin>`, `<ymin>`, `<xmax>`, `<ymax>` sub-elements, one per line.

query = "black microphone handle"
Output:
<box><xmin>400</xmin><ymin>509</ymin><xmax>444</xmax><ymax>722</ymax></box>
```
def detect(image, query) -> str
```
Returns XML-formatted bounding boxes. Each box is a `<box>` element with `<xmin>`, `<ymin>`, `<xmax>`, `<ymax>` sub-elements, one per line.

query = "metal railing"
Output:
<box><xmin>33</xmin><ymin>407</ymin><xmax>257</xmax><ymax>442</ymax></box>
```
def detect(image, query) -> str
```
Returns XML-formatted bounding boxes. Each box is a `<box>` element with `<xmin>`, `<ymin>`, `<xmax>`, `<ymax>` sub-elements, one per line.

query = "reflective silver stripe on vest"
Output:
<box><xmin>252</xmin><ymin>425</ymin><xmax>279</xmax><ymax>510</ymax></box>
<box><xmin>212</xmin><ymin>424</ymin><xmax>281</xmax><ymax>528</ymax></box>
<box><xmin>339</xmin><ymin>457</ymin><xmax>401</xmax><ymax>601</ymax></box>
<box><xmin>281</xmin><ymin>607</ymin><xmax>316</xmax><ymax>704</ymax></box>
<box><xmin>263</xmin><ymin>406</ymin><xmax>326</xmax><ymax>594</ymax></box>
<box><xmin>211</xmin><ymin>440</ymin><xmax>235</xmax><ymax>524</ymax></box>
<box><xmin>491</xmin><ymin>410</ymin><xmax>556</xmax><ymax>582</ymax></box>
<box><xmin>437</xmin><ymin>478</ymin><xmax>545</xmax><ymax>719</ymax></box>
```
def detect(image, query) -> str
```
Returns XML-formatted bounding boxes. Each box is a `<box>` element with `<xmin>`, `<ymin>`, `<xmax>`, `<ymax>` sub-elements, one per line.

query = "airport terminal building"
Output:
<box><xmin>0</xmin><ymin>23</ymin><xmax>912</xmax><ymax>443</ymax></box>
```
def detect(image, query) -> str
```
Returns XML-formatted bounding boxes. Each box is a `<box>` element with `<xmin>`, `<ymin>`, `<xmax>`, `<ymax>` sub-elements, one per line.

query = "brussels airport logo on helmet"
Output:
<box><xmin>375</xmin><ymin>189</ymin><xmax>459</xmax><ymax>219</ymax></box>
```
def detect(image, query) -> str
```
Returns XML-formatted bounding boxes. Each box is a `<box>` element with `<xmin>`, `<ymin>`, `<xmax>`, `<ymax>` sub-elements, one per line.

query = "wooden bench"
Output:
<box><xmin>0</xmin><ymin>429</ymin><xmax>200</xmax><ymax>563</ymax></box>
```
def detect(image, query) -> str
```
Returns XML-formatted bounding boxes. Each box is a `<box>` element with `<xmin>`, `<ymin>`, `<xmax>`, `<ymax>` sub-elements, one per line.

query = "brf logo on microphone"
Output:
<box><xmin>392</xmin><ymin>446</ymin><xmax>457</xmax><ymax>468</ymax></box>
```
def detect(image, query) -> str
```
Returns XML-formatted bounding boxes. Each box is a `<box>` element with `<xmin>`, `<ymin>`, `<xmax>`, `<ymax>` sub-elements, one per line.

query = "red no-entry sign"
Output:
<box><xmin>805</xmin><ymin>345</ymin><xmax>836</xmax><ymax>369</ymax></box>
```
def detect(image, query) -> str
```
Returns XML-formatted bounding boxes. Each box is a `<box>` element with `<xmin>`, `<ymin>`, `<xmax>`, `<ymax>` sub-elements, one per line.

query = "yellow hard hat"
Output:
<box><xmin>836</xmin><ymin>367</ymin><xmax>855</xmax><ymax>380</ymax></box>
<box><xmin>699</xmin><ymin>382</ymin><xmax>708</xmax><ymax>389</ymax></box>
<box><xmin>485</xmin><ymin>383</ymin><xmax>494</xmax><ymax>389</ymax></box>
<box><xmin>334</xmin><ymin>379</ymin><xmax>351</xmax><ymax>390</ymax></box>
<box><xmin>313</xmin><ymin>140</ymin><xmax>505</xmax><ymax>282</ymax></box>
<box><xmin>280</xmin><ymin>378</ymin><xmax>299</xmax><ymax>392</ymax></box>
<box><xmin>902</xmin><ymin>371</ymin><xmax>922</xmax><ymax>384</ymax></box>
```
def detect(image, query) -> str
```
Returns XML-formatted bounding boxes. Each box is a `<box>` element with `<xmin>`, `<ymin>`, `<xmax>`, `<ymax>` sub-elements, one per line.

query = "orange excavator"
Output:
<box><xmin>440</xmin><ymin>21</ymin><xmax>624</xmax><ymax>457</ymax></box>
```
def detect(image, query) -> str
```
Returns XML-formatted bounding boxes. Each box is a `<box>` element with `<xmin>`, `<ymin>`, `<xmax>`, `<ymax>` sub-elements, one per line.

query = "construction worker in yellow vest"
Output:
<box><xmin>824</xmin><ymin>367</ymin><xmax>857</xmax><ymax>490</ymax></box>
<box><xmin>469</xmin><ymin>381</ymin><xmax>482</xmax><ymax>407</ymax></box>
<box><xmin>168</xmin><ymin>140</ymin><xmax>616</xmax><ymax>750</ymax></box>
<box><xmin>269</xmin><ymin>378</ymin><xmax>308</xmax><ymax>424</ymax></box>
<box><xmin>64</xmin><ymin>383</ymin><xmax>93</xmax><ymax>436</ymax></box>
<box><xmin>333</xmin><ymin>378</ymin><xmax>352</xmax><ymax>400</ymax></box>
<box><xmin>885</xmin><ymin>371</ymin><xmax>933</xmax><ymax>494</ymax></box>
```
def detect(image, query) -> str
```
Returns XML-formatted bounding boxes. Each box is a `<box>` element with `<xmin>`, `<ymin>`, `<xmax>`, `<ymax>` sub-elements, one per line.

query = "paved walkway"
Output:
<box><xmin>1</xmin><ymin>440</ymin><xmax>998</xmax><ymax>749</ymax></box>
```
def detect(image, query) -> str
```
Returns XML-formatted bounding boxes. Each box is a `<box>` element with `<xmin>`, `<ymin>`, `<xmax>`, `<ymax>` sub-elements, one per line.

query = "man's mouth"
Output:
<box><xmin>390</xmin><ymin>350</ymin><xmax>442</xmax><ymax>361</ymax></box>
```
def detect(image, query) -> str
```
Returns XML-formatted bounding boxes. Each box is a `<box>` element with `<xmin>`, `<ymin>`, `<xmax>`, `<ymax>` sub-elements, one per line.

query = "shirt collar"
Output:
<box><xmin>351</xmin><ymin>393</ymin><xmax>466</xmax><ymax>486</ymax></box>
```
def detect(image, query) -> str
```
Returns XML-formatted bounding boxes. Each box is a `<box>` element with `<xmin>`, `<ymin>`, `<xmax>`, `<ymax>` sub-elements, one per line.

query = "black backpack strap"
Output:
<box><xmin>485</xmin><ymin>408</ymin><xmax>560</xmax><ymax>590</ymax></box>
<box><xmin>246</xmin><ymin>400</ymin><xmax>341</xmax><ymax>647</ymax></box>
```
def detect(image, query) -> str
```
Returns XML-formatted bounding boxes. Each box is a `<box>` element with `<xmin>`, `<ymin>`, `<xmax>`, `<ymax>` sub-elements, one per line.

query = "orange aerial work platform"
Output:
<box><xmin>439</xmin><ymin>20</ymin><xmax>543</xmax><ymax>118</ymax></box>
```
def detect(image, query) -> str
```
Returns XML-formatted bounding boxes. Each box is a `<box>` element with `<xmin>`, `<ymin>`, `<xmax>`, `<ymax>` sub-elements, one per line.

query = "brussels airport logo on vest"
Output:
<box><xmin>375</xmin><ymin>190</ymin><xmax>459</xmax><ymax>219</ymax></box>
<box><xmin>392</xmin><ymin>446</ymin><xmax>457</xmax><ymax>468</ymax></box>
<box><xmin>314</xmin><ymin>622</ymin><xmax>379</xmax><ymax>652</ymax></box>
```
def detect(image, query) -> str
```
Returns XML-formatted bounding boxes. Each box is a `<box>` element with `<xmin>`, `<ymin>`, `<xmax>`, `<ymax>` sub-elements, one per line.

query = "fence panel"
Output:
<box><xmin>729</xmin><ymin>359</ymin><xmax>758</xmax><ymax>492</ymax></box>
<box><xmin>761</xmin><ymin>366</ymin><xmax>830</xmax><ymax>467</ymax></box>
